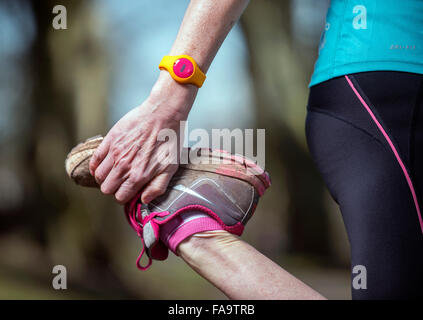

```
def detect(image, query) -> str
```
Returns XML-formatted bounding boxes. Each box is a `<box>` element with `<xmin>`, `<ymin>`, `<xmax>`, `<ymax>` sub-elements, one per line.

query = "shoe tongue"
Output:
<box><xmin>143</xmin><ymin>219</ymin><xmax>170</xmax><ymax>261</ymax></box>
<box><xmin>143</xmin><ymin>221</ymin><xmax>158</xmax><ymax>248</ymax></box>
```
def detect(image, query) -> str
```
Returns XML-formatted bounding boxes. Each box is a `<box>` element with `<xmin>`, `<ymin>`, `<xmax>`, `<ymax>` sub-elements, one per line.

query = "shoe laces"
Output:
<box><xmin>124</xmin><ymin>192</ymin><xmax>153</xmax><ymax>270</ymax></box>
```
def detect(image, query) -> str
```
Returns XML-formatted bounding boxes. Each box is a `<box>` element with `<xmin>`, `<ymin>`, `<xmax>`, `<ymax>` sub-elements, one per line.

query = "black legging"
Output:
<box><xmin>306</xmin><ymin>71</ymin><xmax>423</xmax><ymax>299</ymax></box>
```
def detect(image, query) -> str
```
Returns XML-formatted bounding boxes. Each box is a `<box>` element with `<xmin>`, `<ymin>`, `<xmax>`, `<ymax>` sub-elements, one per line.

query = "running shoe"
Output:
<box><xmin>65</xmin><ymin>136</ymin><xmax>271</xmax><ymax>270</ymax></box>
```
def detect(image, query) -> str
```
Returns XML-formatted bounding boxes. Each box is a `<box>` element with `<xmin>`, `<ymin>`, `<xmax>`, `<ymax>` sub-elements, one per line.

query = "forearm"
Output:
<box><xmin>170</xmin><ymin>0</ymin><xmax>249</xmax><ymax>72</ymax></box>
<box><xmin>178</xmin><ymin>231</ymin><xmax>326</xmax><ymax>300</ymax></box>
<box><xmin>150</xmin><ymin>0</ymin><xmax>249</xmax><ymax>116</ymax></box>
<box><xmin>90</xmin><ymin>1</ymin><xmax>250</xmax><ymax>204</ymax></box>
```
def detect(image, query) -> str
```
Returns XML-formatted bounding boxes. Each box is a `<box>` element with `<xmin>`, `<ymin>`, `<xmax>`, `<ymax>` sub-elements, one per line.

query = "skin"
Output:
<box><xmin>89</xmin><ymin>0</ymin><xmax>249</xmax><ymax>204</ymax></box>
<box><xmin>178</xmin><ymin>231</ymin><xmax>325</xmax><ymax>300</ymax></box>
<box><xmin>90</xmin><ymin>0</ymin><xmax>326</xmax><ymax>299</ymax></box>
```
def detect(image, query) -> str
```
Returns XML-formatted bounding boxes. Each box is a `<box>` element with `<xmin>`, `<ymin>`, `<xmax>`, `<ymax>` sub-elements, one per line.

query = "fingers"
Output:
<box><xmin>113</xmin><ymin>172</ymin><xmax>148</xmax><ymax>204</ymax></box>
<box><xmin>100</xmin><ymin>157</ymin><xmax>131</xmax><ymax>196</ymax></box>
<box><xmin>141</xmin><ymin>169</ymin><xmax>175</xmax><ymax>204</ymax></box>
<box><xmin>94</xmin><ymin>152</ymin><xmax>114</xmax><ymax>185</ymax></box>
<box><xmin>89</xmin><ymin>136</ymin><xmax>111</xmax><ymax>176</ymax></box>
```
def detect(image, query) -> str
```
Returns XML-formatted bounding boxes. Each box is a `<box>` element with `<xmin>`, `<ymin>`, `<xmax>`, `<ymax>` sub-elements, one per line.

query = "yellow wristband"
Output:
<box><xmin>159</xmin><ymin>55</ymin><xmax>206</xmax><ymax>88</ymax></box>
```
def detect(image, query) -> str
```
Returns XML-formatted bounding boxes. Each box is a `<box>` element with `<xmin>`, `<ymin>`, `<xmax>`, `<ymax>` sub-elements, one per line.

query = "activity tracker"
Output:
<box><xmin>159</xmin><ymin>55</ymin><xmax>206</xmax><ymax>88</ymax></box>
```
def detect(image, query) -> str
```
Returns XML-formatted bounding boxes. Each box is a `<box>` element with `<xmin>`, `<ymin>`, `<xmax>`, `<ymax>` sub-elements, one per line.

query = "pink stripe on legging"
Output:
<box><xmin>345</xmin><ymin>75</ymin><xmax>423</xmax><ymax>234</ymax></box>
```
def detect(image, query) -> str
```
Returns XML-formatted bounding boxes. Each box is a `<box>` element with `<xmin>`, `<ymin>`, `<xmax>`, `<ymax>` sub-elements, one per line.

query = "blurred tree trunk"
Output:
<box><xmin>241</xmin><ymin>0</ymin><xmax>332</xmax><ymax>259</ymax></box>
<box><xmin>10</xmin><ymin>0</ymin><xmax>137</xmax><ymax>297</ymax></box>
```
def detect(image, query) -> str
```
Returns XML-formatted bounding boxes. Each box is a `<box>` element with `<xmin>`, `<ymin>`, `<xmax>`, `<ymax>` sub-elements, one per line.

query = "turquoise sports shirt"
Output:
<box><xmin>310</xmin><ymin>0</ymin><xmax>423</xmax><ymax>86</ymax></box>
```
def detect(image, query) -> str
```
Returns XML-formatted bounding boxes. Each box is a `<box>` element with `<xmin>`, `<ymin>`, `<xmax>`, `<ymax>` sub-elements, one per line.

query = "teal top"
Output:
<box><xmin>310</xmin><ymin>0</ymin><xmax>423</xmax><ymax>87</ymax></box>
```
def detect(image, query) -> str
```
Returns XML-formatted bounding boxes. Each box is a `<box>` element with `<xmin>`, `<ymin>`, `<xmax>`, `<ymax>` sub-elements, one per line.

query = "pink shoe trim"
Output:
<box><xmin>167</xmin><ymin>216</ymin><xmax>223</xmax><ymax>253</ymax></box>
<box><xmin>152</xmin><ymin>204</ymin><xmax>245</xmax><ymax>236</ymax></box>
<box><xmin>135</xmin><ymin>238</ymin><xmax>152</xmax><ymax>270</ymax></box>
<box><xmin>128</xmin><ymin>203</ymin><xmax>245</xmax><ymax>267</ymax></box>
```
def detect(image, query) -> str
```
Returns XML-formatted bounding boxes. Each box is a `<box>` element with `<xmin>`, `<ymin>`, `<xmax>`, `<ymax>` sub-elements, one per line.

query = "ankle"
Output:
<box><xmin>177</xmin><ymin>230</ymin><xmax>239</xmax><ymax>265</ymax></box>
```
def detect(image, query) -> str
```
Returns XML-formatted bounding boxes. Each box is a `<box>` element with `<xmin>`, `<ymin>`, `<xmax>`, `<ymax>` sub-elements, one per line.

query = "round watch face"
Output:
<box><xmin>173</xmin><ymin>58</ymin><xmax>194</xmax><ymax>78</ymax></box>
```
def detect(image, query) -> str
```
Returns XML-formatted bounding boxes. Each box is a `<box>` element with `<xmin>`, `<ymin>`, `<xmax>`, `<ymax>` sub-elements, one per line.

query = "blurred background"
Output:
<box><xmin>0</xmin><ymin>0</ymin><xmax>352</xmax><ymax>299</ymax></box>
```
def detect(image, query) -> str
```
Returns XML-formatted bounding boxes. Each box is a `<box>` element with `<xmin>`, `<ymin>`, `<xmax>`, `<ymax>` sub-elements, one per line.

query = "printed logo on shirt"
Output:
<box><xmin>390</xmin><ymin>44</ymin><xmax>416</xmax><ymax>50</ymax></box>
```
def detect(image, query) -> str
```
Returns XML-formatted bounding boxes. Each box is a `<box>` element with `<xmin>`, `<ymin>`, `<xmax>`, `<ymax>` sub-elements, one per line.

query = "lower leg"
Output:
<box><xmin>177</xmin><ymin>230</ymin><xmax>326</xmax><ymax>300</ymax></box>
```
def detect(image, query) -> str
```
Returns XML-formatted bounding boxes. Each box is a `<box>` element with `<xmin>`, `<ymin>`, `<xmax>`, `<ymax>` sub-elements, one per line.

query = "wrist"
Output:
<box><xmin>151</xmin><ymin>70</ymin><xmax>198</xmax><ymax>99</ymax></box>
<box><xmin>149</xmin><ymin>71</ymin><xmax>198</xmax><ymax>119</ymax></box>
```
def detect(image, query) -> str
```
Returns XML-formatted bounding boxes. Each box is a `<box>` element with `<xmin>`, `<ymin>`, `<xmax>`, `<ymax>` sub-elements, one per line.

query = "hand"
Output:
<box><xmin>89</xmin><ymin>72</ymin><xmax>198</xmax><ymax>204</ymax></box>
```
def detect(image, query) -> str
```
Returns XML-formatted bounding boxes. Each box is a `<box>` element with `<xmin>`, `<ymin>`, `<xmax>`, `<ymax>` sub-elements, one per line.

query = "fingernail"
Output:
<box><xmin>143</xmin><ymin>196</ymin><xmax>151</xmax><ymax>204</ymax></box>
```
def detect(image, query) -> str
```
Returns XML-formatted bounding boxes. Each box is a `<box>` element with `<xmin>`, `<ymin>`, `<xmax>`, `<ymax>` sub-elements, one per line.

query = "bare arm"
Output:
<box><xmin>89</xmin><ymin>0</ymin><xmax>250</xmax><ymax>204</ymax></box>
<box><xmin>178</xmin><ymin>231</ymin><xmax>326</xmax><ymax>300</ymax></box>
<box><xmin>90</xmin><ymin>0</ymin><xmax>326</xmax><ymax>300</ymax></box>
<box><xmin>169</xmin><ymin>0</ymin><xmax>249</xmax><ymax>73</ymax></box>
